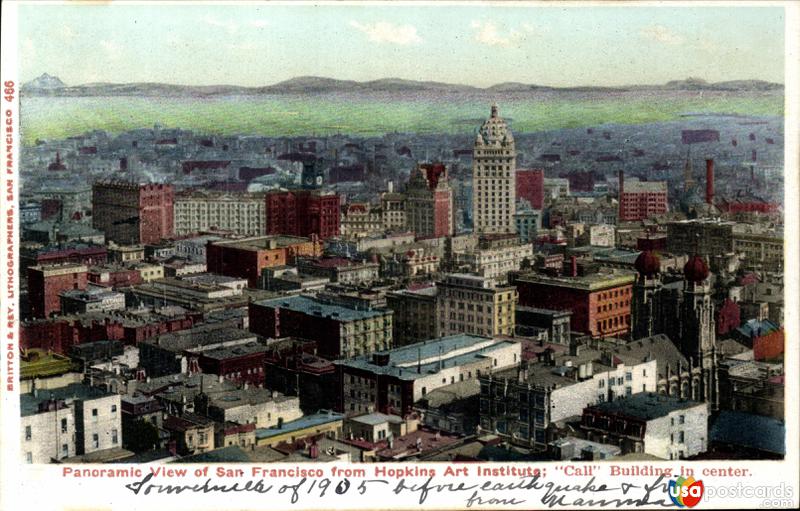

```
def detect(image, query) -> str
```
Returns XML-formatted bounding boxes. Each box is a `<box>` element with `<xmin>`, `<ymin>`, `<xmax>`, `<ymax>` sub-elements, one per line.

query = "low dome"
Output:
<box><xmin>683</xmin><ymin>255</ymin><xmax>709</xmax><ymax>282</ymax></box>
<box><xmin>634</xmin><ymin>250</ymin><xmax>661</xmax><ymax>277</ymax></box>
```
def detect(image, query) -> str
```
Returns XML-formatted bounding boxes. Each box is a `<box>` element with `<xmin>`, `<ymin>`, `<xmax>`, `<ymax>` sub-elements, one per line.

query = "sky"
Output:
<box><xmin>16</xmin><ymin>2</ymin><xmax>786</xmax><ymax>88</ymax></box>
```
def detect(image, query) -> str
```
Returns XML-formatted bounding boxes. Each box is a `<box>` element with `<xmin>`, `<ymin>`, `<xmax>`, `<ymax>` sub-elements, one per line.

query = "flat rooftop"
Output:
<box><xmin>255</xmin><ymin>410</ymin><xmax>344</xmax><ymax>440</ymax></box>
<box><xmin>253</xmin><ymin>295</ymin><xmax>390</xmax><ymax>322</ymax></box>
<box><xmin>336</xmin><ymin>334</ymin><xmax>519</xmax><ymax>380</ymax></box>
<box><xmin>516</xmin><ymin>269</ymin><xmax>636</xmax><ymax>291</ymax></box>
<box><xmin>586</xmin><ymin>393</ymin><xmax>704</xmax><ymax>421</ymax></box>
<box><xmin>21</xmin><ymin>383</ymin><xmax>114</xmax><ymax>417</ymax></box>
<box><xmin>214</xmin><ymin>235</ymin><xmax>313</xmax><ymax>251</ymax></box>
<box><xmin>143</xmin><ymin>324</ymin><xmax>254</xmax><ymax>352</ymax></box>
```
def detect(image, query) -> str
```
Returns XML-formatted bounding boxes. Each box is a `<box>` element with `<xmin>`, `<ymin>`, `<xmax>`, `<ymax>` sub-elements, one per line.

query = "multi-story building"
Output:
<box><xmin>516</xmin><ymin>169</ymin><xmax>545</xmax><ymax>210</ymax></box>
<box><xmin>450</xmin><ymin>234</ymin><xmax>533</xmax><ymax>282</ymax></box>
<box><xmin>340</xmin><ymin>203</ymin><xmax>383</xmax><ymax>239</ymax></box>
<box><xmin>473</xmin><ymin>105</ymin><xmax>516</xmax><ymax>234</ymax></box>
<box><xmin>515</xmin><ymin>306</ymin><xmax>572</xmax><ymax>345</ymax></box>
<box><xmin>666</xmin><ymin>219</ymin><xmax>736</xmax><ymax>259</ymax></box>
<box><xmin>335</xmin><ymin>334</ymin><xmax>521</xmax><ymax>417</ymax></box>
<box><xmin>138</xmin><ymin>323</ymin><xmax>262</xmax><ymax>381</ymax></box>
<box><xmin>618</xmin><ymin>174</ymin><xmax>668</xmax><ymax>221</ymax></box>
<box><xmin>173</xmin><ymin>190</ymin><xmax>265</xmax><ymax>236</ymax></box>
<box><xmin>515</xmin><ymin>206</ymin><xmax>542</xmax><ymax>244</ymax></box>
<box><xmin>581</xmin><ymin>394</ymin><xmax>709</xmax><ymax>460</ymax></box>
<box><xmin>731</xmin><ymin>223</ymin><xmax>784</xmax><ymax>271</ymax></box>
<box><xmin>296</xmin><ymin>257</ymin><xmax>380</xmax><ymax>286</ymax></box>
<box><xmin>60</xmin><ymin>287</ymin><xmax>126</xmax><ymax>315</ymax></box>
<box><xmin>20</xmin><ymin>383</ymin><xmax>122</xmax><ymax>463</ymax></box>
<box><xmin>206</xmin><ymin>235</ymin><xmax>323</xmax><ymax>287</ymax></box>
<box><xmin>265</xmin><ymin>189</ymin><xmax>341</xmax><ymax>239</ymax></box>
<box><xmin>405</xmin><ymin>163</ymin><xmax>454</xmax><ymax>238</ymax></box>
<box><xmin>479</xmin><ymin>335</ymin><xmax>687</xmax><ymax>449</ymax></box>
<box><xmin>92</xmin><ymin>181</ymin><xmax>174</xmax><ymax>245</ymax></box>
<box><xmin>543</xmin><ymin>178</ymin><xmax>570</xmax><ymax>200</ymax></box>
<box><xmin>386</xmin><ymin>285</ymin><xmax>440</xmax><ymax>347</ymax></box>
<box><xmin>173</xmin><ymin>234</ymin><xmax>223</xmax><ymax>263</ymax></box>
<box><xmin>249</xmin><ymin>295</ymin><xmax>393</xmax><ymax>359</ymax></box>
<box><xmin>163</xmin><ymin>413</ymin><xmax>216</xmax><ymax>456</ymax></box>
<box><xmin>515</xmin><ymin>268</ymin><xmax>636</xmax><ymax>338</ymax></box>
<box><xmin>437</xmin><ymin>273</ymin><xmax>517</xmax><ymax>337</ymax></box>
<box><xmin>380</xmin><ymin>192</ymin><xmax>406</xmax><ymax>232</ymax></box>
<box><xmin>27</xmin><ymin>263</ymin><xmax>88</xmax><ymax>319</ymax></box>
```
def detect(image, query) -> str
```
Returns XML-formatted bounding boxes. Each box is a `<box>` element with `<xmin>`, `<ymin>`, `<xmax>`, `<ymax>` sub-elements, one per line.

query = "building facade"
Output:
<box><xmin>265</xmin><ymin>190</ymin><xmax>341</xmax><ymax>239</ymax></box>
<box><xmin>473</xmin><ymin>105</ymin><xmax>516</xmax><ymax>234</ymax></box>
<box><xmin>405</xmin><ymin>163</ymin><xmax>454</xmax><ymax>238</ymax></box>
<box><xmin>92</xmin><ymin>181</ymin><xmax>174</xmax><ymax>245</ymax></box>
<box><xmin>437</xmin><ymin>273</ymin><xmax>517</xmax><ymax>338</ymax></box>
<box><xmin>174</xmin><ymin>190</ymin><xmax>266</xmax><ymax>236</ymax></box>
<box><xmin>28</xmin><ymin>264</ymin><xmax>88</xmax><ymax>319</ymax></box>
<box><xmin>618</xmin><ymin>175</ymin><xmax>668</xmax><ymax>221</ymax></box>
<box><xmin>516</xmin><ymin>169</ymin><xmax>545</xmax><ymax>210</ymax></box>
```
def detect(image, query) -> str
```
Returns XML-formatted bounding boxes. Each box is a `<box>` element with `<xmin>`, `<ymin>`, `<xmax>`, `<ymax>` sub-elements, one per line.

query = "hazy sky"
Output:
<box><xmin>17</xmin><ymin>2</ymin><xmax>785</xmax><ymax>87</ymax></box>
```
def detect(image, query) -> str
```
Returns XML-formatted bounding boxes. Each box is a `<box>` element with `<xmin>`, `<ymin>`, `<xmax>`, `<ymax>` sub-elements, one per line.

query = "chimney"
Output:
<box><xmin>705</xmin><ymin>159</ymin><xmax>714</xmax><ymax>205</ymax></box>
<box><xmin>618</xmin><ymin>170</ymin><xmax>624</xmax><ymax>195</ymax></box>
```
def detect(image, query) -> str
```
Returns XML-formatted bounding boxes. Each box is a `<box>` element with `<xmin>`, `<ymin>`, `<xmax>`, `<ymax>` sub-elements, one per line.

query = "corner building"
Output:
<box><xmin>473</xmin><ymin>105</ymin><xmax>516</xmax><ymax>234</ymax></box>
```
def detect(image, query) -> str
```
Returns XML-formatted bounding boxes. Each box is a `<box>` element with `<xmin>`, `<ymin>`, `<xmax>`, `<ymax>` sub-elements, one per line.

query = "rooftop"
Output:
<box><xmin>212</xmin><ymin>235</ymin><xmax>314</xmax><ymax>251</ymax></box>
<box><xmin>348</xmin><ymin>412</ymin><xmax>404</xmax><ymax>426</ymax></box>
<box><xmin>255</xmin><ymin>410</ymin><xmax>344</xmax><ymax>440</ymax></box>
<box><xmin>336</xmin><ymin>334</ymin><xmax>519</xmax><ymax>380</ymax></box>
<box><xmin>710</xmin><ymin>410</ymin><xmax>785</xmax><ymax>455</ymax></box>
<box><xmin>143</xmin><ymin>323</ymin><xmax>255</xmax><ymax>352</ymax></box>
<box><xmin>21</xmin><ymin>383</ymin><xmax>114</xmax><ymax>417</ymax></box>
<box><xmin>516</xmin><ymin>268</ymin><xmax>636</xmax><ymax>291</ymax></box>
<box><xmin>585</xmin><ymin>393</ymin><xmax>704</xmax><ymax>421</ymax></box>
<box><xmin>253</xmin><ymin>295</ymin><xmax>390</xmax><ymax>322</ymax></box>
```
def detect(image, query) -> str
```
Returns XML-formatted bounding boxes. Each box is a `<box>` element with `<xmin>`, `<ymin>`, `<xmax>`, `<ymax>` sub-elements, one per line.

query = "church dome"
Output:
<box><xmin>683</xmin><ymin>255</ymin><xmax>710</xmax><ymax>282</ymax></box>
<box><xmin>634</xmin><ymin>250</ymin><xmax>660</xmax><ymax>277</ymax></box>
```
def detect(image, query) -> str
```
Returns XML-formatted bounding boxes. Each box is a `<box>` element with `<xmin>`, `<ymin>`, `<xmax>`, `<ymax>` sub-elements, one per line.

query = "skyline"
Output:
<box><xmin>17</xmin><ymin>3</ymin><xmax>785</xmax><ymax>88</ymax></box>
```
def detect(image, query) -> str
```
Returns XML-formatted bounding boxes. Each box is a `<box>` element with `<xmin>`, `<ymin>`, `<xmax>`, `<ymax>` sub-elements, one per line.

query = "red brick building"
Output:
<box><xmin>21</xmin><ymin>310</ymin><xmax>199</xmax><ymax>354</ymax></box>
<box><xmin>27</xmin><ymin>263</ymin><xmax>88</xmax><ymax>319</ymax></box>
<box><xmin>516</xmin><ymin>169</ymin><xmax>545</xmax><ymax>209</ymax></box>
<box><xmin>405</xmin><ymin>163</ymin><xmax>453</xmax><ymax>239</ymax></box>
<box><xmin>20</xmin><ymin>244</ymin><xmax>107</xmax><ymax>272</ymax></box>
<box><xmin>87</xmin><ymin>266</ymin><xmax>143</xmax><ymax>288</ymax></box>
<box><xmin>92</xmin><ymin>181</ymin><xmax>174</xmax><ymax>245</ymax></box>
<box><xmin>206</xmin><ymin>235</ymin><xmax>323</xmax><ymax>287</ymax></box>
<box><xmin>618</xmin><ymin>173</ymin><xmax>668</xmax><ymax>222</ymax></box>
<box><xmin>515</xmin><ymin>269</ymin><xmax>636</xmax><ymax>338</ymax></box>
<box><xmin>265</xmin><ymin>190</ymin><xmax>340</xmax><ymax>239</ymax></box>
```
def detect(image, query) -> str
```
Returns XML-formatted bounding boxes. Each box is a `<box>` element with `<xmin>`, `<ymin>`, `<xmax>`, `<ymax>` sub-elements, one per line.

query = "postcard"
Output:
<box><xmin>0</xmin><ymin>1</ymin><xmax>798</xmax><ymax>509</ymax></box>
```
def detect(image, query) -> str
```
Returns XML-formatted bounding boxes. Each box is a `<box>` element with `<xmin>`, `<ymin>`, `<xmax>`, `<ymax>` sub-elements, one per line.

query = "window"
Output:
<box><xmin>61</xmin><ymin>418</ymin><xmax>67</xmax><ymax>433</ymax></box>
<box><xmin>25</xmin><ymin>452</ymin><xmax>32</xmax><ymax>464</ymax></box>
<box><xmin>25</xmin><ymin>425</ymin><xmax>31</xmax><ymax>441</ymax></box>
<box><xmin>679</xmin><ymin>431</ymin><xmax>685</xmax><ymax>443</ymax></box>
<box><xmin>62</xmin><ymin>444</ymin><xmax>68</xmax><ymax>457</ymax></box>
<box><xmin>92</xmin><ymin>434</ymin><xmax>99</xmax><ymax>449</ymax></box>
<box><xmin>599</xmin><ymin>380</ymin><xmax>605</xmax><ymax>388</ymax></box>
<box><xmin>112</xmin><ymin>429</ymin><xmax>119</xmax><ymax>445</ymax></box>
<box><xmin>92</xmin><ymin>409</ymin><xmax>98</xmax><ymax>421</ymax></box>
<box><xmin>111</xmin><ymin>405</ymin><xmax>117</xmax><ymax>413</ymax></box>
<box><xmin>679</xmin><ymin>415</ymin><xmax>685</xmax><ymax>424</ymax></box>
<box><xmin>421</xmin><ymin>387</ymin><xmax>427</xmax><ymax>396</ymax></box>
<box><xmin>625</xmin><ymin>372</ymin><xmax>632</xmax><ymax>381</ymax></box>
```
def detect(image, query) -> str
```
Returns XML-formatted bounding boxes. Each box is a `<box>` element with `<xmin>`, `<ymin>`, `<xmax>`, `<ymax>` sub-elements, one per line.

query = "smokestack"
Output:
<box><xmin>705</xmin><ymin>159</ymin><xmax>714</xmax><ymax>205</ymax></box>
<box><xmin>618</xmin><ymin>170</ymin><xmax>624</xmax><ymax>195</ymax></box>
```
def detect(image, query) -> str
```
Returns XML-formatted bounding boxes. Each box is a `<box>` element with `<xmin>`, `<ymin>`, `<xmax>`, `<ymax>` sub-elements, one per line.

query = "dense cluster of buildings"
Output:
<box><xmin>17</xmin><ymin>104</ymin><xmax>784</xmax><ymax>464</ymax></box>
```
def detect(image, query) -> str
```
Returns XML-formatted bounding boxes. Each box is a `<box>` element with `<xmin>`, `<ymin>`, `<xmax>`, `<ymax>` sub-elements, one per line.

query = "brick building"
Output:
<box><xmin>28</xmin><ymin>263</ymin><xmax>88</xmax><ymax>319</ymax></box>
<box><xmin>249</xmin><ymin>295</ymin><xmax>393</xmax><ymax>359</ymax></box>
<box><xmin>265</xmin><ymin>190</ymin><xmax>340</xmax><ymax>239</ymax></box>
<box><xmin>20</xmin><ymin>244</ymin><xmax>107</xmax><ymax>272</ymax></box>
<box><xmin>618</xmin><ymin>173</ymin><xmax>668</xmax><ymax>222</ymax></box>
<box><xmin>515</xmin><ymin>268</ymin><xmax>636</xmax><ymax>338</ymax></box>
<box><xmin>516</xmin><ymin>169</ymin><xmax>545</xmax><ymax>210</ymax></box>
<box><xmin>206</xmin><ymin>235</ymin><xmax>323</xmax><ymax>287</ymax></box>
<box><xmin>92</xmin><ymin>181</ymin><xmax>174</xmax><ymax>245</ymax></box>
<box><xmin>405</xmin><ymin>163</ymin><xmax>453</xmax><ymax>239</ymax></box>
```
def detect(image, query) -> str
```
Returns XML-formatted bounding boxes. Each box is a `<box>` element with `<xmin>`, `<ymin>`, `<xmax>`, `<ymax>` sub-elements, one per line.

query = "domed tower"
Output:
<box><xmin>632</xmin><ymin>250</ymin><xmax>664</xmax><ymax>339</ymax></box>
<box><xmin>472</xmin><ymin>104</ymin><xmax>516</xmax><ymax>234</ymax></box>
<box><xmin>680</xmin><ymin>254</ymin><xmax>718</xmax><ymax>408</ymax></box>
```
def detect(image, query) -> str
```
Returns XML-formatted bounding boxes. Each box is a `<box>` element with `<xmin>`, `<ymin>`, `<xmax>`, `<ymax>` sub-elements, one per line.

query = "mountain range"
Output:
<box><xmin>22</xmin><ymin>73</ymin><xmax>783</xmax><ymax>97</ymax></box>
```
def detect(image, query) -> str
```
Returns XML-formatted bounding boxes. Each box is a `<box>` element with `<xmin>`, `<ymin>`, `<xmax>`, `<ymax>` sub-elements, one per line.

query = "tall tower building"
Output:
<box><xmin>632</xmin><ymin>250</ymin><xmax>664</xmax><ymax>339</ymax></box>
<box><xmin>473</xmin><ymin>104</ymin><xmax>516</xmax><ymax>234</ymax></box>
<box><xmin>680</xmin><ymin>254</ymin><xmax>718</xmax><ymax>408</ymax></box>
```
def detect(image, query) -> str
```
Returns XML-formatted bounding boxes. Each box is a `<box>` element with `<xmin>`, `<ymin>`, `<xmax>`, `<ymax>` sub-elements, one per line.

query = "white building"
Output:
<box><xmin>473</xmin><ymin>105</ymin><xmax>516</xmax><ymax>234</ymax></box>
<box><xmin>21</xmin><ymin>383</ymin><xmax>122</xmax><ymax>464</ymax></box>
<box><xmin>174</xmin><ymin>191</ymin><xmax>265</xmax><ymax>236</ymax></box>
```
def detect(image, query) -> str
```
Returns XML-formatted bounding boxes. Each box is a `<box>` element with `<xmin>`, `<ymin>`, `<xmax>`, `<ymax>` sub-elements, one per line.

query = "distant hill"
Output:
<box><xmin>21</xmin><ymin>73</ymin><xmax>783</xmax><ymax>97</ymax></box>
